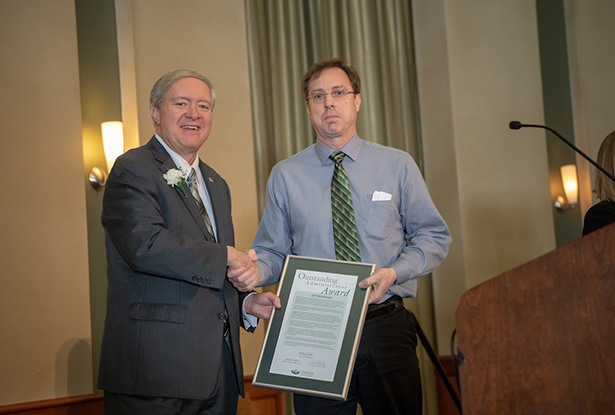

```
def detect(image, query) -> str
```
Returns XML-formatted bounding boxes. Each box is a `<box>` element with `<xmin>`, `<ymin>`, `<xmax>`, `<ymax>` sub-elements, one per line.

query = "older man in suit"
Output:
<box><xmin>98</xmin><ymin>69</ymin><xmax>279</xmax><ymax>415</ymax></box>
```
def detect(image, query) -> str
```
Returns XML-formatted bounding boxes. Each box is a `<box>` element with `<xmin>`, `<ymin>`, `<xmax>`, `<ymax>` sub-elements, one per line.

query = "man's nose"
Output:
<box><xmin>185</xmin><ymin>104</ymin><xmax>200</xmax><ymax>118</ymax></box>
<box><xmin>324</xmin><ymin>94</ymin><xmax>335</xmax><ymax>108</ymax></box>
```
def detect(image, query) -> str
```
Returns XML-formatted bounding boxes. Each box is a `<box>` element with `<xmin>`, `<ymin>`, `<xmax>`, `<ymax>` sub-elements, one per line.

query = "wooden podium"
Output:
<box><xmin>456</xmin><ymin>223</ymin><xmax>615</xmax><ymax>414</ymax></box>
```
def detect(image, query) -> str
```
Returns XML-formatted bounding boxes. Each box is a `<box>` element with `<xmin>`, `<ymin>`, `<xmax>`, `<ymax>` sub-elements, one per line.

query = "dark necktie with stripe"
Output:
<box><xmin>329</xmin><ymin>151</ymin><xmax>361</xmax><ymax>262</ymax></box>
<box><xmin>187</xmin><ymin>168</ymin><xmax>216</xmax><ymax>242</ymax></box>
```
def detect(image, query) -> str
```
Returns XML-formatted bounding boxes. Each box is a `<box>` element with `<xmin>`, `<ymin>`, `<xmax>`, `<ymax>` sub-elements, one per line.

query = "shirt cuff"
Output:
<box><xmin>242</xmin><ymin>291</ymin><xmax>259</xmax><ymax>331</ymax></box>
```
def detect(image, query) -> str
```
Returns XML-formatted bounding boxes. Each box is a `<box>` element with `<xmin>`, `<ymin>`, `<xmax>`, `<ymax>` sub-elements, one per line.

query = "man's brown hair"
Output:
<box><xmin>301</xmin><ymin>59</ymin><xmax>361</xmax><ymax>101</ymax></box>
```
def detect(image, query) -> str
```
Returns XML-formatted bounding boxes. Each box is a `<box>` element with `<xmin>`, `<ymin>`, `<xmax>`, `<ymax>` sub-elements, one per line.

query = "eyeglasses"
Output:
<box><xmin>307</xmin><ymin>88</ymin><xmax>355</xmax><ymax>103</ymax></box>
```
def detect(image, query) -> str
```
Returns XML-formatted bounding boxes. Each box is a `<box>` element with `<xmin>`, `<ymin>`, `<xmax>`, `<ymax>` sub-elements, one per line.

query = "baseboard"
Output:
<box><xmin>0</xmin><ymin>394</ymin><xmax>103</xmax><ymax>415</ymax></box>
<box><xmin>0</xmin><ymin>377</ymin><xmax>283</xmax><ymax>415</ymax></box>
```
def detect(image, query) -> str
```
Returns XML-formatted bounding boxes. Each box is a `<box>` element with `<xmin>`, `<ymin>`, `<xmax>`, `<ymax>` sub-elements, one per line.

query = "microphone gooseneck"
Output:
<box><xmin>509</xmin><ymin>121</ymin><xmax>615</xmax><ymax>183</ymax></box>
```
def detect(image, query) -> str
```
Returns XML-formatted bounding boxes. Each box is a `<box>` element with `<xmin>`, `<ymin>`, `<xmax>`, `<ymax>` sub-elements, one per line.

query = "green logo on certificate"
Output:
<box><xmin>291</xmin><ymin>370</ymin><xmax>300</xmax><ymax>375</ymax></box>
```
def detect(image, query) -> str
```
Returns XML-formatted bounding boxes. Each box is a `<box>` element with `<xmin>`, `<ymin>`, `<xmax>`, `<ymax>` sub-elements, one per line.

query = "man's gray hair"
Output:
<box><xmin>149</xmin><ymin>69</ymin><xmax>216</xmax><ymax>125</ymax></box>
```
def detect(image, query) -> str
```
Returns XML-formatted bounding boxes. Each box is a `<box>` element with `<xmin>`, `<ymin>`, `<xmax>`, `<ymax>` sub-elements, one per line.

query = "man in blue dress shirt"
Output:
<box><xmin>247</xmin><ymin>59</ymin><xmax>451</xmax><ymax>414</ymax></box>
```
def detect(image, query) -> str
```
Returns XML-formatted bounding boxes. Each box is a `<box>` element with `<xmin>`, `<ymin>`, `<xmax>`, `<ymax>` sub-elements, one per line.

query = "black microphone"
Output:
<box><xmin>509</xmin><ymin>121</ymin><xmax>615</xmax><ymax>183</ymax></box>
<box><xmin>509</xmin><ymin>121</ymin><xmax>524</xmax><ymax>130</ymax></box>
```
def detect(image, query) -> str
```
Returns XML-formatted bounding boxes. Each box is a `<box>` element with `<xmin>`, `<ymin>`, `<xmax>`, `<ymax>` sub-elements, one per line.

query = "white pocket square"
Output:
<box><xmin>372</xmin><ymin>191</ymin><xmax>392</xmax><ymax>201</ymax></box>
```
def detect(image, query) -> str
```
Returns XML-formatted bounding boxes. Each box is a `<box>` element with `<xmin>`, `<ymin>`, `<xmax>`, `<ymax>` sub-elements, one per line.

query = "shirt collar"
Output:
<box><xmin>315</xmin><ymin>133</ymin><xmax>362</xmax><ymax>165</ymax></box>
<box><xmin>155</xmin><ymin>134</ymin><xmax>200</xmax><ymax>174</ymax></box>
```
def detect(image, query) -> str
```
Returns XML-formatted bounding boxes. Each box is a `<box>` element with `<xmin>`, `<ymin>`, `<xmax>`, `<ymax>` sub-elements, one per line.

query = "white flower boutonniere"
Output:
<box><xmin>163</xmin><ymin>167</ymin><xmax>188</xmax><ymax>198</ymax></box>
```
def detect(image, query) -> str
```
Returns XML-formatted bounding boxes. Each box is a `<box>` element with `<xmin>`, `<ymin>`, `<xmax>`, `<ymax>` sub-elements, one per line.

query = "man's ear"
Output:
<box><xmin>354</xmin><ymin>93</ymin><xmax>361</xmax><ymax>112</ymax></box>
<box><xmin>150</xmin><ymin>103</ymin><xmax>160</xmax><ymax>126</ymax></box>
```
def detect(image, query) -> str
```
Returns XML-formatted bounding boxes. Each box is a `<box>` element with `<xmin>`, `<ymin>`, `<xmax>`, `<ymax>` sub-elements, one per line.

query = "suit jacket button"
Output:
<box><xmin>218</xmin><ymin>313</ymin><xmax>225</xmax><ymax>320</ymax></box>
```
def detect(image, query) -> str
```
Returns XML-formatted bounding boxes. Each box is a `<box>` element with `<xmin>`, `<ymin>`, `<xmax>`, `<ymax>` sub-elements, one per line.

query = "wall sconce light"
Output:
<box><xmin>554</xmin><ymin>164</ymin><xmax>578</xmax><ymax>210</ymax></box>
<box><xmin>89</xmin><ymin>121</ymin><xmax>124</xmax><ymax>189</ymax></box>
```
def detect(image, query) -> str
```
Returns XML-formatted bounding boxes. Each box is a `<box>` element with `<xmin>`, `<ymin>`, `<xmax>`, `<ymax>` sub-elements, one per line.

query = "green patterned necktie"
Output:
<box><xmin>187</xmin><ymin>168</ymin><xmax>216</xmax><ymax>242</ymax></box>
<box><xmin>329</xmin><ymin>151</ymin><xmax>361</xmax><ymax>262</ymax></box>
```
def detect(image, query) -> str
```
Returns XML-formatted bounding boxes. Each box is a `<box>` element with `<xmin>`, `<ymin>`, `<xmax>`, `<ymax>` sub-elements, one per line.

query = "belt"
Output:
<box><xmin>366</xmin><ymin>296</ymin><xmax>404</xmax><ymax>320</ymax></box>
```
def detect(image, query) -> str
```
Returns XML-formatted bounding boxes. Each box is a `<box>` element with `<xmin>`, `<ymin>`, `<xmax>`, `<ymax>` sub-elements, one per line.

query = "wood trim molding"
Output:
<box><xmin>0</xmin><ymin>394</ymin><xmax>103</xmax><ymax>415</ymax></box>
<box><xmin>0</xmin><ymin>377</ymin><xmax>283</xmax><ymax>415</ymax></box>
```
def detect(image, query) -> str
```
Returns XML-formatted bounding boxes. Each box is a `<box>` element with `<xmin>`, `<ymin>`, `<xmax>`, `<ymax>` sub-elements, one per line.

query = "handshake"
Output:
<box><xmin>226</xmin><ymin>247</ymin><xmax>261</xmax><ymax>292</ymax></box>
<box><xmin>226</xmin><ymin>247</ymin><xmax>280</xmax><ymax>319</ymax></box>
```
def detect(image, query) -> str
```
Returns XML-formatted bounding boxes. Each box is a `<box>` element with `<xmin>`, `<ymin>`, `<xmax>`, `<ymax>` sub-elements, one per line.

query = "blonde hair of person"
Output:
<box><xmin>595</xmin><ymin>130</ymin><xmax>615</xmax><ymax>202</ymax></box>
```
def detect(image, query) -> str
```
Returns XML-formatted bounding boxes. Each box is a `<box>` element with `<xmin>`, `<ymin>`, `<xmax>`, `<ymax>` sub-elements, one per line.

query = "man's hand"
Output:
<box><xmin>358</xmin><ymin>267</ymin><xmax>397</xmax><ymax>304</ymax></box>
<box><xmin>244</xmin><ymin>292</ymin><xmax>281</xmax><ymax>319</ymax></box>
<box><xmin>227</xmin><ymin>247</ymin><xmax>260</xmax><ymax>292</ymax></box>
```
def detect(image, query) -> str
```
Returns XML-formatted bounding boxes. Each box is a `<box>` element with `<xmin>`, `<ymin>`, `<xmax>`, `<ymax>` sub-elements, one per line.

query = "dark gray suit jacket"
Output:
<box><xmin>98</xmin><ymin>137</ymin><xmax>249</xmax><ymax>400</ymax></box>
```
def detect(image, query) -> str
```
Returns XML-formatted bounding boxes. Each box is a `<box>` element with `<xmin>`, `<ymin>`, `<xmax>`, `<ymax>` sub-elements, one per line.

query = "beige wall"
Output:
<box><xmin>0</xmin><ymin>0</ymin><xmax>93</xmax><ymax>405</ymax></box>
<box><xmin>446</xmin><ymin>1</ymin><xmax>557</xmax><ymax>285</ymax></box>
<box><xmin>414</xmin><ymin>0</ymin><xmax>558</xmax><ymax>353</ymax></box>
<box><xmin>566</xmin><ymin>0</ymin><xmax>615</xmax><ymax>208</ymax></box>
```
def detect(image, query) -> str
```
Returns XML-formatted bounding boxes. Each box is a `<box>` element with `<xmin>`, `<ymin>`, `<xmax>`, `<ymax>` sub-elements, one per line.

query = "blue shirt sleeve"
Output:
<box><xmin>253</xmin><ymin>167</ymin><xmax>293</xmax><ymax>286</ymax></box>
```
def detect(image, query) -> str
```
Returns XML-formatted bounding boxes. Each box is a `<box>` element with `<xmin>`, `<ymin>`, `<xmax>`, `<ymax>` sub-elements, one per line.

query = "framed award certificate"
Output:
<box><xmin>252</xmin><ymin>255</ymin><xmax>375</xmax><ymax>401</ymax></box>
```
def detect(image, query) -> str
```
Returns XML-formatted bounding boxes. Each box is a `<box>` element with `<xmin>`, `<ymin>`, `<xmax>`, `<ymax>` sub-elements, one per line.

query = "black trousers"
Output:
<box><xmin>103</xmin><ymin>338</ymin><xmax>238</xmax><ymax>415</ymax></box>
<box><xmin>294</xmin><ymin>306</ymin><xmax>422</xmax><ymax>415</ymax></box>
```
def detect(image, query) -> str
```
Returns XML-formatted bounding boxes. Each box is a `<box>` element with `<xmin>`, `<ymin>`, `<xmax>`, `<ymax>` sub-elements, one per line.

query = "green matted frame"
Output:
<box><xmin>252</xmin><ymin>255</ymin><xmax>375</xmax><ymax>401</ymax></box>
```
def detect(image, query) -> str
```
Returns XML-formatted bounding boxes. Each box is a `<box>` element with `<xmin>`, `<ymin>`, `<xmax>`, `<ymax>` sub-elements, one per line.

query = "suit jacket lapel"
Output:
<box><xmin>147</xmin><ymin>137</ymin><xmax>215</xmax><ymax>242</ymax></box>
